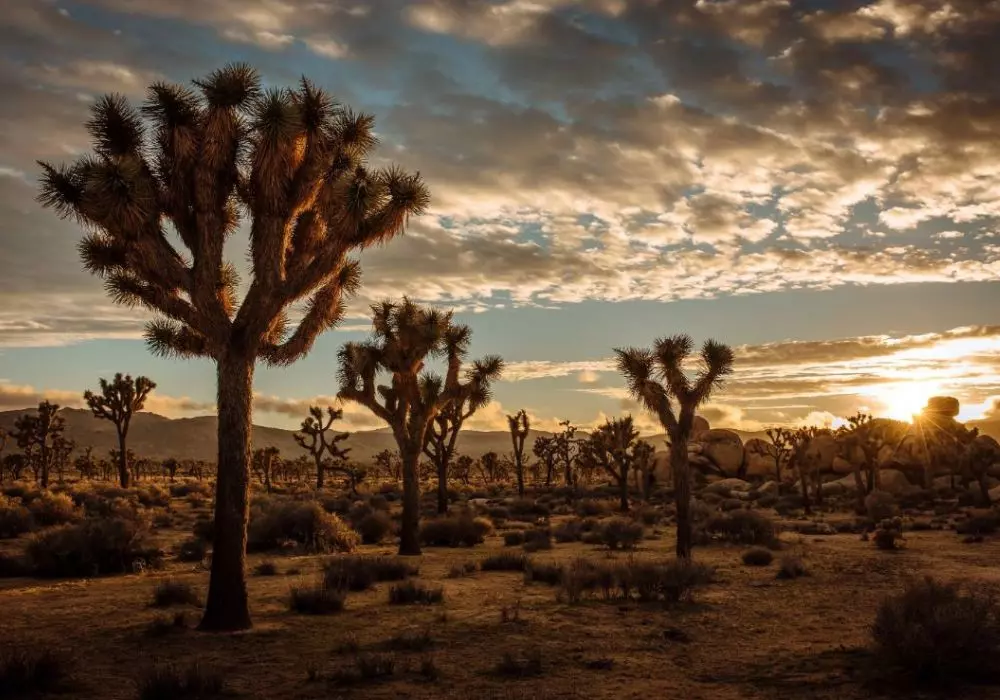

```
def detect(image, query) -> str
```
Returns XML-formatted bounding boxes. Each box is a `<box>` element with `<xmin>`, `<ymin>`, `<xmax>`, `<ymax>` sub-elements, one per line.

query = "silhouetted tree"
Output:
<box><xmin>84</xmin><ymin>373</ymin><xmax>155</xmax><ymax>488</ymax></box>
<box><xmin>763</xmin><ymin>427</ymin><xmax>793</xmax><ymax>486</ymax></box>
<box><xmin>252</xmin><ymin>446</ymin><xmax>280</xmax><ymax>493</ymax></box>
<box><xmin>294</xmin><ymin>406</ymin><xmax>351</xmax><ymax>490</ymax></box>
<box><xmin>14</xmin><ymin>401</ymin><xmax>66</xmax><ymax>488</ymax></box>
<box><xmin>532</xmin><ymin>436</ymin><xmax>559</xmax><ymax>487</ymax></box>
<box><xmin>578</xmin><ymin>416</ymin><xmax>640</xmax><ymax>511</ymax></box>
<box><xmin>338</xmin><ymin>299</ymin><xmax>490</xmax><ymax>555</ymax></box>
<box><xmin>476</xmin><ymin>451</ymin><xmax>506</xmax><ymax>484</ymax></box>
<box><xmin>373</xmin><ymin>449</ymin><xmax>403</xmax><ymax>481</ymax></box>
<box><xmin>554</xmin><ymin>420</ymin><xmax>579</xmax><ymax>487</ymax></box>
<box><xmin>38</xmin><ymin>65</ymin><xmax>429</xmax><ymax>630</ymax></box>
<box><xmin>75</xmin><ymin>447</ymin><xmax>98</xmax><ymax>480</ymax></box>
<box><xmin>632</xmin><ymin>439</ymin><xmax>656</xmax><ymax>500</ymax></box>
<box><xmin>616</xmin><ymin>335</ymin><xmax>734</xmax><ymax>559</ymax></box>
<box><xmin>52</xmin><ymin>435</ymin><xmax>75</xmax><ymax>483</ymax></box>
<box><xmin>507</xmin><ymin>410</ymin><xmax>530</xmax><ymax>498</ymax></box>
<box><xmin>422</xmin><ymin>325</ymin><xmax>503</xmax><ymax>513</ymax></box>
<box><xmin>453</xmin><ymin>454</ymin><xmax>474</xmax><ymax>485</ymax></box>
<box><xmin>2</xmin><ymin>454</ymin><xmax>28</xmax><ymax>482</ymax></box>
<box><xmin>162</xmin><ymin>457</ymin><xmax>179</xmax><ymax>482</ymax></box>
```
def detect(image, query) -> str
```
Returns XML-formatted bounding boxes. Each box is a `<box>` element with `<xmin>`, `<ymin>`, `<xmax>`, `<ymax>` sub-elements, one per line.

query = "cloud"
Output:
<box><xmin>0</xmin><ymin>381</ymin><xmax>212</xmax><ymax>416</ymax></box>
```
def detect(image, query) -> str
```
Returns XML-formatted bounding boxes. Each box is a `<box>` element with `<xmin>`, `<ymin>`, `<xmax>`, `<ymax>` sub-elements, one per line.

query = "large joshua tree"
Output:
<box><xmin>422</xmin><ymin>325</ymin><xmax>504</xmax><ymax>513</ymax></box>
<box><xmin>84</xmin><ymin>373</ymin><xmax>156</xmax><ymax>488</ymax></box>
<box><xmin>37</xmin><ymin>65</ymin><xmax>429</xmax><ymax>631</ymax></box>
<box><xmin>338</xmin><ymin>298</ymin><xmax>495</xmax><ymax>555</ymax></box>
<box><xmin>294</xmin><ymin>406</ymin><xmax>351</xmax><ymax>491</ymax></box>
<box><xmin>616</xmin><ymin>335</ymin><xmax>734</xmax><ymax>559</ymax></box>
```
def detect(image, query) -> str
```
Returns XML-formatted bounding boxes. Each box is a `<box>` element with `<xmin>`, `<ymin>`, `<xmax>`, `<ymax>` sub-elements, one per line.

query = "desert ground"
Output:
<box><xmin>2</xmin><ymin>477</ymin><xmax>1000</xmax><ymax>700</ymax></box>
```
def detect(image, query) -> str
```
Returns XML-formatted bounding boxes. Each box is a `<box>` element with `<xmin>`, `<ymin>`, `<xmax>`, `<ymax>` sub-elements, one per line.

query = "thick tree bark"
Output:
<box><xmin>399</xmin><ymin>444</ymin><xmax>422</xmax><ymax>556</ymax></box>
<box><xmin>200</xmin><ymin>352</ymin><xmax>254</xmax><ymax>632</ymax></box>
<box><xmin>435</xmin><ymin>455</ymin><xmax>448</xmax><ymax>515</ymax></box>
<box><xmin>671</xmin><ymin>437</ymin><xmax>692</xmax><ymax>560</ymax></box>
<box><xmin>117</xmin><ymin>432</ymin><xmax>130</xmax><ymax>488</ymax></box>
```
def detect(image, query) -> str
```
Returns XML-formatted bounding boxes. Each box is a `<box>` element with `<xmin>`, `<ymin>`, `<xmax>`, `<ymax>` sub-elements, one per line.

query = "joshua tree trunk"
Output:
<box><xmin>315</xmin><ymin>456</ymin><xmax>325</xmax><ymax>491</ymax></box>
<box><xmin>200</xmin><ymin>352</ymin><xmax>254</xmax><ymax>632</ymax></box>
<box><xmin>670</xmin><ymin>435</ymin><xmax>692</xmax><ymax>560</ymax></box>
<box><xmin>400</xmin><ymin>443</ymin><xmax>422</xmax><ymax>556</ymax></box>
<box><xmin>117</xmin><ymin>433</ymin><xmax>130</xmax><ymax>488</ymax></box>
<box><xmin>436</xmin><ymin>455</ymin><xmax>448</xmax><ymax>515</ymax></box>
<box><xmin>39</xmin><ymin>443</ymin><xmax>50</xmax><ymax>489</ymax></box>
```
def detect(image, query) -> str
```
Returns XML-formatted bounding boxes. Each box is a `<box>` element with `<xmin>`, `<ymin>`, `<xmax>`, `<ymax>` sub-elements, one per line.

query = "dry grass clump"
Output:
<box><xmin>248</xmin><ymin>500</ymin><xmax>358</xmax><ymax>553</ymax></box>
<box><xmin>0</xmin><ymin>496</ymin><xmax>33</xmax><ymax>539</ymax></box>
<box><xmin>600</xmin><ymin>518</ymin><xmax>644</xmax><ymax>550</ymax></box>
<box><xmin>741</xmin><ymin>547</ymin><xmax>774</xmax><ymax>566</ymax></box>
<box><xmin>776</xmin><ymin>555</ymin><xmax>808</xmax><ymax>579</ymax></box>
<box><xmin>522</xmin><ymin>527</ymin><xmax>553</xmax><ymax>552</ymax></box>
<box><xmin>702</xmin><ymin>510</ymin><xmax>777</xmax><ymax>547</ymax></box>
<box><xmin>146</xmin><ymin>612</ymin><xmax>188</xmax><ymax>637</ymax></box>
<box><xmin>0</xmin><ymin>649</ymin><xmax>72</xmax><ymax>697</ymax></box>
<box><xmin>870</xmin><ymin>577</ymin><xmax>1000</xmax><ymax>686</ymax></box>
<box><xmin>388</xmin><ymin>581</ymin><xmax>444</xmax><ymax>605</ymax></box>
<box><xmin>254</xmin><ymin>560</ymin><xmax>279</xmax><ymax>576</ymax></box>
<box><xmin>524</xmin><ymin>561</ymin><xmax>565</xmax><ymax>586</ymax></box>
<box><xmin>151</xmin><ymin>579</ymin><xmax>201</xmax><ymax>608</ymax></box>
<box><xmin>289</xmin><ymin>580</ymin><xmax>347</xmax><ymax>614</ymax></box>
<box><xmin>138</xmin><ymin>663</ymin><xmax>225</xmax><ymax>700</ymax></box>
<box><xmin>27</xmin><ymin>492</ymin><xmax>80</xmax><ymax>527</ymax></box>
<box><xmin>354</xmin><ymin>510</ymin><xmax>394</xmax><ymax>545</ymax></box>
<box><xmin>419</xmin><ymin>512</ymin><xmax>493</xmax><ymax>547</ymax></box>
<box><xmin>322</xmin><ymin>555</ymin><xmax>418</xmax><ymax>591</ymax></box>
<box><xmin>557</xmin><ymin>557</ymin><xmax>714</xmax><ymax>604</ymax></box>
<box><xmin>480</xmin><ymin>551</ymin><xmax>529</xmax><ymax>572</ymax></box>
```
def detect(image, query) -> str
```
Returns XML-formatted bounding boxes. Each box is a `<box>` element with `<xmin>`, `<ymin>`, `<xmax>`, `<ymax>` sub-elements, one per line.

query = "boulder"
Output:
<box><xmin>923</xmin><ymin>396</ymin><xmax>960</xmax><ymax>418</ymax></box>
<box><xmin>692</xmin><ymin>415</ymin><xmax>711</xmax><ymax>438</ymax></box>
<box><xmin>879</xmin><ymin>469</ymin><xmax>915</xmax><ymax>495</ymax></box>
<box><xmin>989</xmin><ymin>485</ymin><xmax>1000</xmax><ymax>503</ymax></box>
<box><xmin>831</xmin><ymin>456</ymin><xmax>854</xmax><ymax>475</ymax></box>
<box><xmin>759</xmin><ymin>480</ymin><xmax>780</xmax><ymax>496</ymax></box>
<box><xmin>713</xmin><ymin>478</ymin><xmax>753</xmax><ymax>492</ymax></box>
<box><xmin>692</xmin><ymin>429</ymin><xmax>745</xmax><ymax>477</ymax></box>
<box><xmin>744</xmin><ymin>438</ymin><xmax>775</xmax><ymax>478</ymax></box>
<box><xmin>820</xmin><ymin>481</ymin><xmax>849</xmax><ymax>497</ymax></box>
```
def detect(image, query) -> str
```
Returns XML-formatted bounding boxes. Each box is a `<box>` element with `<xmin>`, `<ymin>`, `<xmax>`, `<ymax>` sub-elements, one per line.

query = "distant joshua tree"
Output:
<box><xmin>38</xmin><ymin>65</ymin><xmax>429</xmax><ymax>630</ymax></box>
<box><xmin>476</xmin><ymin>451</ymin><xmax>506</xmax><ymax>484</ymax></box>
<box><xmin>422</xmin><ymin>324</ymin><xmax>503</xmax><ymax>513</ymax></box>
<box><xmin>763</xmin><ymin>427</ymin><xmax>794</xmax><ymax>485</ymax></box>
<box><xmin>14</xmin><ymin>401</ymin><xmax>66</xmax><ymax>488</ymax></box>
<box><xmin>532</xmin><ymin>436</ymin><xmax>559</xmax><ymax>487</ymax></box>
<box><xmin>578</xmin><ymin>415</ymin><xmax>641</xmax><ymax>511</ymax></box>
<box><xmin>555</xmin><ymin>420</ymin><xmax>579</xmax><ymax>487</ymax></box>
<box><xmin>251</xmin><ymin>446</ymin><xmax>280</xmax><ymax>493</ymax></box>
<box><xmin>373</xmin><ymin>449</ymin><xmax>403</xmax><ymax>481</ymax></box>
<box><xmin>507</xmin><ymin>410</ymin><xmax>530</xmax><ymax>498</ymax></box>
<box><xmin>84</xmin><ymin>373</ymin><xmax>155</xmax><ymax>488</ymax></box>
<box><xmin>338</xmin><ymin>298</ymin><xmax>494</xmax><ymax>555</ymax></box>
<box><xmin>294</xmin><ymin>406</ymin><xmax>351</xmax><ymax>490</ymax></box>
<box><xmin>616</xmin><ymin>335</ymin><xmax>734</xmax><ymax>559</ymax></box>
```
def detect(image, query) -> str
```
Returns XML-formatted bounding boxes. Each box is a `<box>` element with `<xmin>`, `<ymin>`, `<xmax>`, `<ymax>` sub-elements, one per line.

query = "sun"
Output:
<box><xmin>870</xmin><ymin>381</ymin><xmax>941</xmax><ymax>422</ymax></box>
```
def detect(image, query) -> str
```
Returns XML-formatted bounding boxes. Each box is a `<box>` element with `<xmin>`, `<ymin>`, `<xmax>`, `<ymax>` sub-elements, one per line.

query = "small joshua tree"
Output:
<box><xmin>252</xmin><ymin>446</ymin><xmax>280</xmax><ymax>493</ymax></box>
<box><xmin>763</xmin><ymin>427</ymin><xmax>793</xmax><ymax>486</ymax></box>
<box><xmin>616</xmin><ymin>335</ymin><xmax>734</xmax><ymax>559</ymax></box>
<box><xmin>84</xmin><ymin>373</ymin><xmax>156</xmax><ymax>488</ymax></box>
<box><xmin>507</xmin><ymin>410</ymin><xmax>530</xmax><ymax>498</ymax></box>
<box><xmin>337</xmin><ymin>298</ymin><xmax>493</xmax><ymax>555</ymax></box>
<box><xmin>373</xmin><ymin>449</ymin><xmax>403</xmax><ymax>481</ymax></box>
<box><xmin>294</xmin><ymin>406</ymin><xmax>351</xmax><ymax>491</ymax></box>
<box><xmin>422</xmin><ymin>325</ymin><xmax>504</xmax><ymax>513</ymax></box>
<box><xmin>14</xmin><ymin>401</ymin><xmax>66</xmax><ymax>488</ymax></box>
<box><xmin>476</xmin><ymin>451</ymin><xmax>507</xmax><ymax>484</ymax></box>
<box><xmin>554</xmin><ymin>420</ymin><xmax>579</xmax><ymax>487</ymax></box>
<box><xmin>533</xmin><ymin>436</ymin><xmax>559</xmax><ymax>487</ymax></box>
<box><xmin>578</xmin><ymin>416</ymin><xmax>640</xmax><ymax>511</ymax></box>
<box><xmin>38</xmin><ymin>65</ymin><xmax>429</xmax><ymax>630</ymax></box>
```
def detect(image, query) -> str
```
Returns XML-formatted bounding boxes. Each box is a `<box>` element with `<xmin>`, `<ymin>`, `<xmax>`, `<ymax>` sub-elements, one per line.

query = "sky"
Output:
<box><xmin>1</xmin><ymin>0</ymin><xmax>999</xmax><ymax>435</ymax></box>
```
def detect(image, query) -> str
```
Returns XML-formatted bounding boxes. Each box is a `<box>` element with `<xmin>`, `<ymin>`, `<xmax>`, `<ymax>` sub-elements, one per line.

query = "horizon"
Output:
<box><xmin>1</xmin><ymin>1</ymin><xmax>999</xmax><ymax>437</ymax></box>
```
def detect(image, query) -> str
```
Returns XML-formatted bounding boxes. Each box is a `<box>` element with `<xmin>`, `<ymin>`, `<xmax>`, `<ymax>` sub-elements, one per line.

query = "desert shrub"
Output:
<box><xmin>871</xmin><ymin>577</ymin><xmax>1000</xmax><ymax>685</ymax></box>
<box><xmin>703</xmin><ymin>510</ymin><xmax>777</xmax><ymax>547</ymax></box>
<box><xmin>26</xmin><ymin>516</ymin><xmax>162</xmax><ymax>578</ymax></box>
<box><xmin>388</xmin><ymin>581</ymin><xmax>443</xmax><ymax>605</ymax></box>
<box><xmin>27</xmin><ymin>492</ymin><xmax>80</xmax><ymax>527</ymax></box>
<box><xmin>645</xmin><ymin>559</ymin><xmax>716</xmax><ymax>604</ymax></box>
<box><xmin>447</xmin><ymin>561</ymin><xmax>477</xmax><ymax>578</ymax></box>
<box><xmin>380</xmin><ymin>629</ymin><xmax>434</xmax><ymax>652</ymax></box>
<box><xmin>956</xmin><ymin>512</ymin><xmax>1000</xmax><ymax>536</ymax></box>
<box><xmin>0</xmin><ymin>496</ymin><xmax>33</xmax><ymax>539</ymax></box>
<box><xmin>419</xmin><ymin>512</ymin><xmax>493</xmax><ymax>547</ymax></box>
<box><xmin>151</xmin><ymin>510</ymin><xmax>174</xmax><ymax>529</ymax></box>
<box><xmin>494</xmin><ymin>650</ymin><xmax>543</xmax><ymax>678</ymax></box>
<box><xmin>191</xmin><ymin>517</ymin><xmax>214</xmax><ymax>542</ymax></box>
<box><xmin>168</xmin><ymin>482</ymin><xmax>213</xmax><ymax>499</ymax></box>
<box><xmin>742</xmin><ymin>547</ymin><xmax>774</xmax><ymax>566</ymax></box>
<box><xmin>289</xmin><ymin>581</ymin><xmax>346</xmax><ymax>614</ymax></box>
<box><xmin>581</xmin><ymin>530</ymin><xmax>604</xmax><ymax>545</ymax></box>
<box><xmin>776</xmin><ymin>555</ymin><xmax>808</xmax><ymax>579</ymax></box>
<box><xmin>556</xmin><ymin>557</ymin><xmax>713</xmax><ymax>604</ymax></box>
<box><xmin>248</xmin><ymin>500</ymin><xmax>359</xmax><ymax>553</ymax></box>
<box><xmin>522</xmin><ymin>527</ymin><xmax>553</xmax><ymax>552</ymax></box>
<box><xmin>1</xmin><ymin>483</ymin><xmax>38</xmax><ymax>502</ymax></box>
<box><xmin>177</xmin><ymin>537</ymin><xmax>208</xmax><ymax>563</ymax></box>
<box><xmin>774</xmin><ymin>494</ymin><xmax>804</xmax><ymax>515</ymax></box>
<box><xmin>323</xmin><ymin>555</ymin><xmax>418</xmax><ymax>592</ymax></box>
<box><xmin>503</xmin><ymin>531</ymin><xmax>525</xmax><ymax>547</ymax></box>
<box><xmin>254</xmin><ymin>560</ymin><xmax>279</xmax><ymax>576</ymax></box>
<box><xmin>136</xmin><ymin>485</ymin><xmax>171</xmax><ymax>509</ymax></box>
<box><xmin>509</xmin><ymin>499</ymin><xmax>550</xmax><ymax>521</ymax></box>
<box><xmin>354</xmin><ymin>511</ymin><xmax>393</xmax><ymax>545</ymax></box>
<box><xmin>553</xmin><ymin>519</ymin><xmax>583</xmax><ymax>543</ymax></box>
<box><xmin>0</xmin><ymin>649</ymin><xmax>71</xmax><ymax>696</ymax></box>
<box><xmin>480</xmin><ymin>552</ymin><xmax>529</xmax><ymax>572</ymax></box>
<box><xmin>600</xmin><ymin>518</ymin><xmax>644</xmax><ymax>550</ymax></box>
<box><xmin>146</xmin><ymin>612</ymin><xmax>188</xmax><ymax>637</ymax></box>
<box><xmin>757</xmin><ymin>494</ymin><xmax>778</xmax><ymax>509</ymax></box>
<box><xmin>524</xmin><ymin>561</ymin><xmax>564</xmax><ymax>586</ymax></box>
<box><xmin>487</xmin><ymin>506</ymin><xmax>510</xmax><ymax>523</ymax></box>
<box><xmin>874</xmin><ymin>518</ymin><xmax>904</xmax><ymax>550</ymax></box>
<box><xmin>576</xmin><ymin>499</ymin><xmax>610</xmax><ymax>518</ymax></box>
<box><xmin>138</xmin><ymin>663</ymin><xmax>225</xmax><ymax>700</ymax></box>
<box><xmin>865</xmin><ymin>491</ymin><xmax>898</xmax><ymax>523</ymax></box>
<box><xmin>151</xmin><ymin>580</ymin><xmax>201</xmax><ymax>608</ymax></box>
<box><xmin>637</xmin><ymin>507</ymin><xmax>661</xmax><ymax>526</ymax></box>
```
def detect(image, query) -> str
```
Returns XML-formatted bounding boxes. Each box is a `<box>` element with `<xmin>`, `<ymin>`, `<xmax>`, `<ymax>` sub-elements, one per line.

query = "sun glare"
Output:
<box><xmin>871</xmin><ymin>381</ymin><xmax>941</xmax><ymax>422</ymax></box>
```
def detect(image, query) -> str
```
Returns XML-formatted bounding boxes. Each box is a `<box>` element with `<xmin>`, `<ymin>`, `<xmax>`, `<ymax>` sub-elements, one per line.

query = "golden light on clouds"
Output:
<box><xmin>867</xmin><ymin>380</ymin><xmax>942</xmax><ymax>422</ymax></box>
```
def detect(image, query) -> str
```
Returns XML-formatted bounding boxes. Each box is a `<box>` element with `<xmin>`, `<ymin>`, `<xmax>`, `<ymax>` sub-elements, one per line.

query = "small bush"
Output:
<box><xmin>871</xmin><ymin>577</ymin><xmax>1000</xmax><ymax>685</ymax></box>
<box><xmin>776</xmin><ymin>555</ymin><xmax>808</xmax><ymax>579</ymax></box>
<box><xmin>191</xmin><ymin>516</ymin><xmax>214</xmax><ymax>542</ymax></box>
<box><xmin>447</xmin><ymin>561</ymin><xmax>477</xmax><ymax>578</ymax></box>
<box><xmin>480</xmin><ymin>551</ymin><xmax>529</xmax><ymax>572</ymax></box>
<box><xmin>177</xmin><ymin>537</ymin><xmax>208</xmax><ymax>563</ymax></box>
<box><xmin>254</xmin><ymin>560</ymin><xmax>279</xmax><ymax>576</ymax></box>
<box><xmin>136</xmin><ymin>485</ymin><xmax>171</xmax><ymax>509</ymax></box>
<box><xmin>865</xmin><ymin>491</ymin><xmax>898</xmax><ymax>523</ymax></box>
<box><xmin>138</xmin><ymin>663</ymin><xmax>225</xmax><ymax>700</ymax></box>
<box><xmin>26</xmin><ymin>516</ymin><xmax>162</xmax><ymax>578</ymax></box>
<box><xmin>151</xmin><ymin>580</ymin><xmax>200</xmax><ymax>608</ymax></box>
<box><xmin>0</xmin><ymin>496</ymin><xmax>33</xmax><ymax>539</ymax></box>
<box><xmin>703</xmin><ymin>510</ymin><xmax>777</xmax><ymax>546</ymax></box>
<box><xmin>329</xmin><ymin>654</ymin><xmax>396</xmax><ymax>684</ymax></box>
<box><xmin>147</xmin><ymin>612</ymin><xmax>188</xmax><ymax>637</ymax></box>
<box><xmin>742</xmin><ymin>547</ymin><xmax>774</xmax><ymax>566</ymax></box>
<box><xmin>0</xmin><ymin>649</ymin><xmax>71</xmax><ymax>696</ymax></box>
<box><xmin>27</xmin><ymin>492</ymin><xmax>79</xmax><ymax>527</ymax></box>
<box><xmin>637</xmin><ymin>507</ymin><xmax>661</xmax><ymax>526</ymax></box>
<box><xmin>388</xmin><ymin>581</ymin><xmax>443</xmax><ymax>605</ymax></box>
<box><xmin>509</xmin><ymin>499</ymin><xmax>550</xmax><ymax>521</ymax></box>
<box><xmin>487</xmin><ymin>506</ymin><xmax>510</xmax><ymax>523</ymax></box>
<box><xmin>323</xmin><ymin>555</ymin><xmax>418</xmax><ymax>592</ymax></box>
<box><xmin>289</xmin><ymin>581</ymin><xmax>346</xmax><ymax>614</ymax></box>
<box><xmin>956</xmin><ymin>512</ymin><xmax>1000</xmax><ymax>536</ymax></box>
<box><xmin>552</xmin><ymin>519</ymin><xmax>583</xmax><ymax>543</ymax></box>
<box><xmin>248</xmin><ymin>500</ymin><xmax>359</xmax><ymax>553</ymax></box>
<box><xmin>503</xmin><ymin>531</ymin><xmax>525</xmax><ymax>547</ymax></box>
<box><xmin>494</xmin><ymin>650</ymin><xmax>543</xmax><ymax>678</ymax></box>
<box><xmin>522</xmin><ymin>528</ymin><xmax>552</xmax><ymax>552</ymax></box>
<box><xmin>556</xmin><ymin>557</ymin><xmax>713</xmax><ymax>604</ymax></box>
<box><xmin>355</xmin><ymin>511</ymin><xmax>393</xmax><ymax>545</ymax></box>
<box><xmin>168</xmin><ymin>481</ymin><xmax>213</xmax><ymax>499</ymax></box>
<box><xmin>381</xmin><ymin>629</ymin><xmax>434</xmax><ymax>652</ymax></box>
<box><xmin>419</xmin><ymin>512</ymin><xmax>493</xmax><ymax>547</ymax></box>
<box><xmin>874</xmin><ymin>519</ymin><xmax>904</xmax><ymax>551</ymax></box>
<box><xmin>524</xmin><ymin>562</ymin><xmax>564</xmax><ymax>586</ymax></box>
<box><xmin>600</xmin><ymin>518</ymin><xmax>644</xmax><ymax>550</ymax></box>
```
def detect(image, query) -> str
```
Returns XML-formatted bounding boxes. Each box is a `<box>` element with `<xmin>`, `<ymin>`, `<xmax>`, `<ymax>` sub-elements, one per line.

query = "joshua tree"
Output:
<box><xmin>616</xmin><ymin>335</ymin><xmax>734</xmax><ymax>559</ymax></box>
<box><xmin>38</xmin><ymin>65</ymin><xmax>428</xmax><ymax>630</ymax></box>
<box><xmin>14</xmin><ymin>401</ymin><xmax>66</xmax><ymax>488</ymax></box>
<box><xmin>533</xmin><ymin>435</ymin><xmax>559</xmax><ymax>487</ymax></box>
<box><xmin>251</xmin><ymin>446</ymin><xmax>280</xmax><ymax>493</ymax></box>
<box><xmin>373</xmin><ymin>449</ymin><xmax>403</xmax><ymax>481</ymax></box>
<box><xmin>162</xmin><ymin>457</ymin><xmax>179</xmax><ymax>482</ymax></box>
<box><xmin>578</xmin><ymin>416</ymin><xmax>640</xmax><ymax>511</ymax></box>
<box><xmin>476</xmin><ymin>451</ymin><xmax>507</xmax><ymax>484</ymax></box>
<box><xmin>52</xmin><ymin>435</ymin><xmax>75</xmax><ymax>483</ymax></box>
<box><xmin>338</xmin><ymin>299</ymin><xmax>490</xmax><ymax>555</ymax></box>
<box><xmin>84</xmin><ymin>374</ymin><xmax>156</xmax><ymax>488</ymax></box>
<box><xmin>632</xmin><ymin>439</ymin><xmax>656</xmax><ymax>500</ymax></box>
<box><xmin>763</xmin><ymin>427</ymin><xmax>793</xmax><ymax>485</ymax></box>
<box><xmin>554</xmin><ymin>420</ymin><xmax>579</xmax><ymax>487</ymax></box>
<box><xmin>453</xmin><ymin>454</ymin><xmax>474</xmax><ymax>485</ymax></box>
<box><xmin>508</xmin><ymin>410</ymin><xmax>530</xmax><ymax>498</ymax></box>
<box><xmin>422</xmin><ymin>325</ymin><xmax>503</xmax><ymax>513</ymax></box>
<box><xmin>75</xmin><ymin>447</ymin><xmax>98</xmax><ymax>480</ymax></box>
<box><xmin>294</xmin><ymin>406</ymin><xmax>351</xmax><ymax>490</ymax></box>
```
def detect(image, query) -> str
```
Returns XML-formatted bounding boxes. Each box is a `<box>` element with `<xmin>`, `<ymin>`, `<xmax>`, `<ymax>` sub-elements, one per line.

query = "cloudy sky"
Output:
<box><xmin>1</xmin><ymin>0</ymin><xmax>999</xmax><ymax>434</ymax></box>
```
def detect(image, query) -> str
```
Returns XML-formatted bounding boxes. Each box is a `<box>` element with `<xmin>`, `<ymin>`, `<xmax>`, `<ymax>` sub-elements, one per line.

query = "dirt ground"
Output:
<box><xmin>3</xmin><ymin>492</ymin><xmax>1000</xmax><ymax>699</ymax></box>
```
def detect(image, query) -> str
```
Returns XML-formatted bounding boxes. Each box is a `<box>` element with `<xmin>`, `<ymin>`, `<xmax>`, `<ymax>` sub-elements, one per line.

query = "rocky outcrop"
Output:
<box><xmin>924</xmin><ymin>396</ymin><xmax>959</xmax><ymax>418</ymax></box>
<box><xmin>689</xmin><ymin>428</ymin><xmax>744</xmax><ymax>477</ymax></box>
<box><xmin>743</xmin><ymin>438</ymin><xmax>775</xmax><ymax>478</ymax></box>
